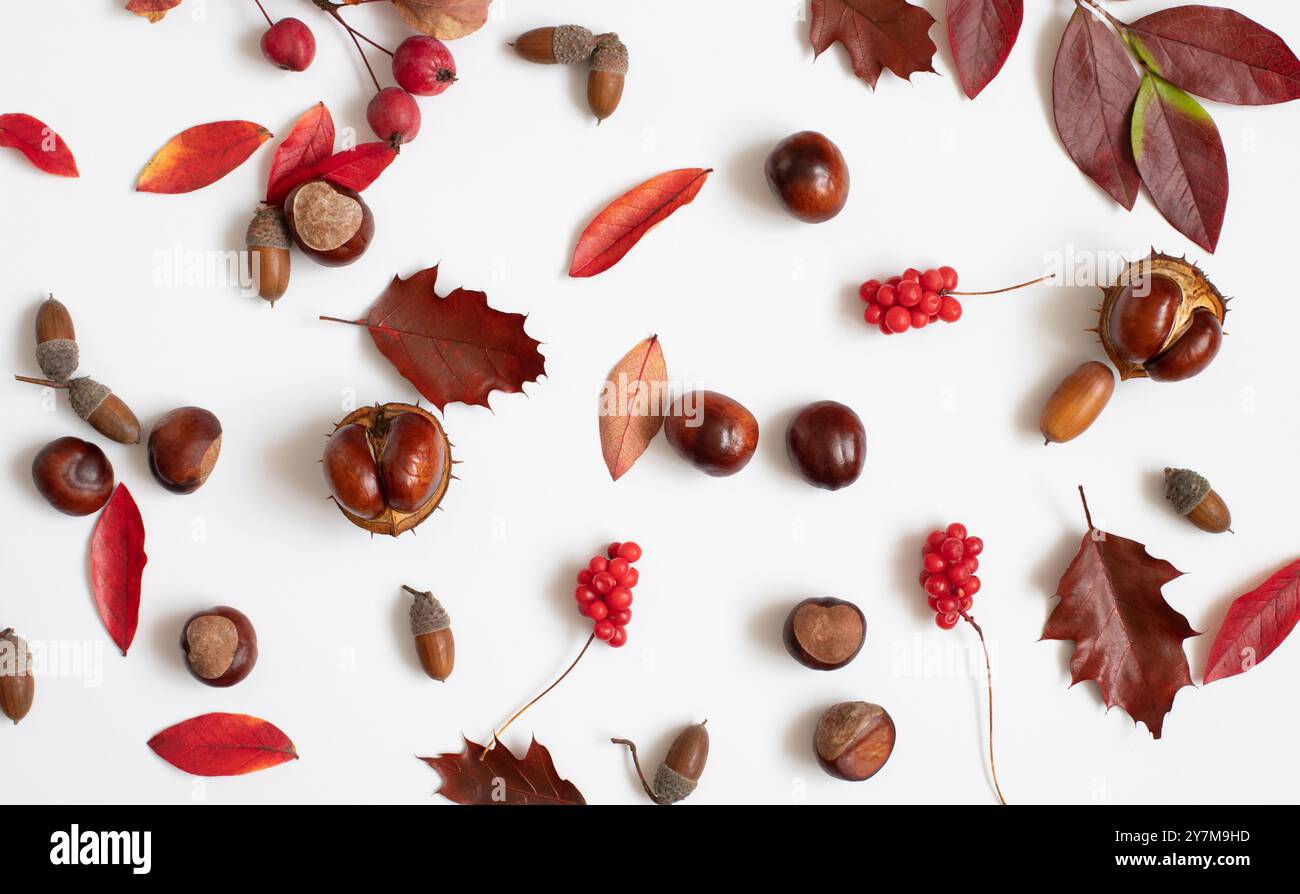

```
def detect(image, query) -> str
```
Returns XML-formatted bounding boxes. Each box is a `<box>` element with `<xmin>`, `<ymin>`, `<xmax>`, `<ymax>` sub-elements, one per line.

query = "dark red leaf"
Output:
<box><xmin>268</xmin><ymin>142</ymin><xmax>397</xmax><ymax>205</ymax></box>
<box><xmin>946</xmin><ymin>0</ymin><xmax>1023</xmax><ymax>99</ymax></box>
<box><xmin>266</xmin><ymin>103</ymin><xmax>335</xmax><ymax>205</ymax></box>
<box><xmin>569</xmin><ymin>168</ymin><xmax>711</xmax><ymax>278</ymax></box>
<box><xmin>89</xmin><ymin>484</ymin><xmax>147</xmax><ymax>656</ymax></box>
<box><xmin>1123</xmin><ymin>5</ymin><xmax>1300</xmax><ymax>106</ymax></box>
<box><xmin>1132</xmin><ymin>73</ymin><xmax>1228</xmax><ymax>253</ymax></box>
<box><xmin>1203</xmin><ymin>560</ymin><xmax>1300</xmax><ymax>684</ymax></box>
<box><xmin>810</xmin><ymin>0</ymin><xmax>938</xmax><ymax>90</ymax></box>
<box><xmin>126</xmin><ymin>0</ymin><xmax>181</xmax><ymax>22</ymax></box>
<box><xmin>1052</xmin><ymin>7</ymin><xmax>1142</xmax><ymax>210</ymax></box>
<box><xmin>419</xmin><ymin>736</ymin><xmax>585</xmax><ymax>805</ymax></box>
<box><xmin>136</xmin><ymin>120</ymin><xmax>272</xmax><ymax>194</ymax></box>
<box><xmin>1042</xmin><ymin>491</ymin><xmax>1197</xmax><ymax>739</ymax></box>
<box><xmin>148</xmin><ymin>713</ymin><xmax>298</xmax><ymax>776</ymax></box>
<box><xmin>0</xmin><ymin>114</ymin><xmax>79</xmax><ymax>177</ymax></box>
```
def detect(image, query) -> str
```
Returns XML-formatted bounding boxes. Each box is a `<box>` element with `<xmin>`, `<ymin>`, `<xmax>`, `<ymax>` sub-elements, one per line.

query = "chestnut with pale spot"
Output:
<box><xmin>181</xmin><ymin>607</ymin><xmax>257</xmax><ymax>688</ymax></box>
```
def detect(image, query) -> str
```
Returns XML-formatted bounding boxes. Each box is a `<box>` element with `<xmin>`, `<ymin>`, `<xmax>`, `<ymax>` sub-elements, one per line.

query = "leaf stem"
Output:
<box><xmin>481</xmin><ymin>633</ymin><xmax>597</xmax><ymax>761</ymax></box>
<box><xmin>1078</xmin><ymin>485</ymin><xmax>1094</xmax><ymax>531</ymax></box>
<box><xmin>252</xmin><ymin>0</ymin><xmax>274</xmax><ymax>27</ymax></box>
<box><xmin>946</xmin><ymin>273</ymin><xmax>1056</xmax><ymax>297</ymax></box>
<box><xmin>961</xmin><ymin>611</ymin><xmax>1007</xmax><ymax>806</ymax></box>
<box><xmin>319</xmin><ymin>315</ymin><xmax>366</xmax><ymax>327</ymax></box>
<box><xmin>610</xmin><ymin>738</ymin><xmax>668</xmax><ymax>804</ymax></box>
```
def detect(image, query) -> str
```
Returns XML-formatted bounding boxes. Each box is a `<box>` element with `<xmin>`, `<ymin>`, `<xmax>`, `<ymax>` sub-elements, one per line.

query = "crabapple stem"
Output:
<box><xmin>945</xmin><ymin>273</ymin><xmax>1056</xmax><ymax>297</ymax></box>
<box><xmin>313</xmin><ymin>0</ymin><xmax>394</xmax><ymax>93</ymax></box>
<box><xmin>480</xmin><ymin>633</ymin><xmax>597</xmax><ymax>761</ymax></box>
<box><xmin>960</xmin><ymin>611</ymin><xmax>1007</xmax><ymax>806</ymax></box>
<box><xmin>252</xmin><ymin>0</ymin><xmax>274</xmax><ymax>27</ymax></box>
<box><xmin>610</xmin><ymin>738</ymin><xmax>668</xmax><ymax>804</ymax></box>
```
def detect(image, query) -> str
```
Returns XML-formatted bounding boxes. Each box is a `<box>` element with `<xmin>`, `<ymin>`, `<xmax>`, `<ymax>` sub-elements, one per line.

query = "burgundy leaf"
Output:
<box><xmin>1132</xmin><ymin>73</ymin><xmax>1228</xmax><ymax>253</ymax></box>
<box><xmin>1052</xmin><ymin>6</ymin><xmax>1142</xmax><ymax>210</ymax></box>
<box><xmin>1203</xmin><ymin>560</ymin><xmax>1300</xmax><ymax>684</ymax></box>
<box><xmin>946</xmin><ymin>0</ymin><xmax>1023</xmax><ymax>99</ymax></box>
<box><xmin>419</xmin><ymin>736</ymin><xmax>585</xmax><ymax>805</ymax></box>
<box><xmin>89</xmin><ymin>484</ymin><xmax>147</xmax><ymax>656</ymax></box>
<box><xmin>810</xmin><ymin>0</ymin><xmax>938</xmax><ymax>90</ymax></box>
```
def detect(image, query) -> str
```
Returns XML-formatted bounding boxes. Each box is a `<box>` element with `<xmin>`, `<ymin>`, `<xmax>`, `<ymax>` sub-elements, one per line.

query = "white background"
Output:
<box><xmin>2</xmin><ymin>0</ymin><xmax>1298</xmax><ymax>805</ymax></box>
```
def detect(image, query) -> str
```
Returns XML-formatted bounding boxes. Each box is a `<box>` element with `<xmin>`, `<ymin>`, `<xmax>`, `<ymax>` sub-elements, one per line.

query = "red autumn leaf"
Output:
<box><xmin>268</xmin><ymin>142</ymin><xmax>397</xmax><ymax>205</ymax></box>
<box><xmin>569</xmin><ymin>168</ymin><xmax>711</xmax><ymax>278</ymax></box>
<box><xmin>136</xmin><ymin>120</ymin><xmax>272</xmax><ymax>194</ymax></box>
<box><xmin>0</xmin><ymin>113</ymin><xmax>79</xmax><ymax>177</ymax></box>
<box><xmin>809</xmin><ymin>0</ymin><xmax>938</xmax><ymax>90</ymax></box>
<box><xmin>126</xmin><ymin>0</ymin><xmax>181</xmax><ymax>23</ymax></box>
<box><xmin>1203</xmin><ymin>560</ymin><xmax>1300</xmax><ymax>685</ymax></box>
<box><xmin>947</xmin><ymin>0</ymin><xmax>1023</xmax><ymax>99</ymax></box>
<box><xmin>1042</xmin><ymin>490</ymin><xmax>1197</xmax><ymax>739</ymax></box>
<box><xmin>419</xmin><ymin>736</ymin><xmax>585</xmax><ymax>805</ymax></box>
<box><xmin>266</xmin><ymin>103</ymin><xmax>336</xmax><ymax>205</ymax></box>
<box><xmin>89</xmin><ymin>484</ymin><xmax>147</xmax><ymax>656</ymax></box>
<box><xmin>1052</xmin><ymin>6</ymin><xmax>1142</xmax><ymax>210</ymax></box>
<box><xmin>600</xmin><ymin>336</ymin><xmax>667</xmax><ymax>481</ymax></box>
<box><xmin>322</xmin><ymin>264</ymin><xmax>545</xmax><ymax>411</ymax></box>
<box><xmin>148</xmin><ymin>713</ymin><xmax>298</xmax><ymax>776</ymax></box>
<box><xmin>1122</xmin><ymin>5</ymin><xmax>1300</xmax><ymax>106</ymax></box>
<box><xmin>1132</xmin><ymin>73</ymin><xmax>1228</xmax><ymax>253</ymax></box>
<box><xmin>392</xmin><ymin>0</ymin><xmax>492</xmax><ymax>41</ymax></box>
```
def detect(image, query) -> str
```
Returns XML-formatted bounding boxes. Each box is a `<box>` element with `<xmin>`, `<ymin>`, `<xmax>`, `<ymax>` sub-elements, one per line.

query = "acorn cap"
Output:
<box><xmin>409</xmin><ymin>590</ymin><xmax>450</xmax><ymax>636</ymax></box>
<box><xmin>246</xmin><ymin>205</ymin><xmax>291</xmax><ymax>250</ymax></box>
<box><xmin>554</xmin><ymin>25</ymin><xmax>598</xmax><ymax>64</ymax></box>
<box><xmin>68</xmin><ymin>377</ymin><xmax>110</xmax><ymax>422</ymax></box>
<box><xmin>36</xmin><ymin>339</ymin><xmax>79</xmax><ymax>382</ymax></box>
<box><xmin>1164</xmin><ymin>467</ymin><xmax>1210</xmax><ymax>515</ymax></box>
<box><xmin>591</xmin><ymin>38</ymin><xmax>628</xmax><ymax>74</ymax></box>
<box><xmin>652</xmin><ymin>764</ymin><xmax>697</xmax><ymax>804</ymax></box>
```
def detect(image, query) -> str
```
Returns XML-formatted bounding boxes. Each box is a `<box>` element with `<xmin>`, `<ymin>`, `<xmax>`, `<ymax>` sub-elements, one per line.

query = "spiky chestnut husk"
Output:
<box><xmin>1097</xmin><ymin>252</ymin><xmax>1227</xmax><ymax>381</ymax></box>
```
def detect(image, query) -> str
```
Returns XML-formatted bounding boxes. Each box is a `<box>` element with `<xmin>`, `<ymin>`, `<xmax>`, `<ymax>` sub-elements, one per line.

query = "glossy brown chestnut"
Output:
<box><xmin>764</xmin><ymin>131</ymin><xmax>850</xmax><ymax>223</ymax></box>
<box><xmin>814</xmin><ymin>701</ymin><xmax>895</xmax><ymax>781</ymax></box>
<box><xmin>32</xmin><ymin>436</ymin><xmax>114</xmax><ymax>516</ymax></box>
<box><xmin>283</xmin><ymin>179</ymin><xmax>374</xmax><ymax>267</ymax></box>
<box><xmin>783</xmin><ymin>597</ymin><xmax>866</xmax><ymax>671</ymax></box>
<box><xmin>663</xmin><ymin>390</ymin><xmax>759</xmax><ymax>477</ymax></box>
<box><xmin>181</xmin><ymin>606</ymin><xmax>257</xmax><ymax>687</ymax></box>
<box><xmin>785</xmin><ymin>400</ymin><xmax>866</xmax><ymax>490</ymax></box>
<box><xmin>148</xmin><ymin>407</ymin><xmax>222</xmax><ymax>494</ymax></box>
<box><xmin>322</xmin><ymin>403</ymin><xmax>452</xmax><ymax>536</ymax></box>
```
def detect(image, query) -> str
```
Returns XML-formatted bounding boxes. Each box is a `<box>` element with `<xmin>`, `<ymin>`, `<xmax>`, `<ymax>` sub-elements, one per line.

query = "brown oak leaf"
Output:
<box><xmin>1042</xmin><ymin>489</ymin><xmax>1197</xmax><ymax>739</ymax></box>
<box><xmin>599</xmin><ymin>335</ymin><xmax>667</xmax><ymax>481</ymax></box>
<box><xmin>419</xmin><ymin>736</ymin><xmax>585</xmax><ymax>805</ymax></box>
<box><xmin>391</xmin><ymin>0</ymin><xmax>491</xmax><ymax>41</ymax></box>
<box><xmin>810</xmin><ymin>0</ymin><xmax>937</xmax><ymax>90</ymax></box>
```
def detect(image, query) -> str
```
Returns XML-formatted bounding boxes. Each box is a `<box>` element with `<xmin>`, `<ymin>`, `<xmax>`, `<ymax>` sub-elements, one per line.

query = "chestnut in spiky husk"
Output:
<box><xmin>322</xmin><ymin>403</ymin><xmax>452</xmax><ymax>537</ymax></box>
<box><xmin>1098</xmin><ymin>253</ymin><xmax>1227</xmax><ymax>382</ymax></box>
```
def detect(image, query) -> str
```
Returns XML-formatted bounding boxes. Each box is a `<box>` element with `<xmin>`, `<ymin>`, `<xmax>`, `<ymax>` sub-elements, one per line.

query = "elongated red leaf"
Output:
<box><xmin>810</xmin><ymin>0</ymin><xmax>938</xmax><ymax>90</ymax></box>
<box><xmin>947</xmin><ymin>0</ymin><xmax>1023</xmax><ymax>99</ymax></box>
<box><xmin>324</xmin><ymin>264</ymin><xmax>545</xmax><ymax>411</ymax></box>
<box><xmin>126</xmin><ymin>0</ymin><xmax>181</xmax><ymax>22</ymax></box>
<box><xmin>1123</xmin><ymin>6</ymin><xmax>1300</xmax><ymax>106</ymax></box>
<box><xmin>570</xmin><ymin>168</ymin><xmax>711</xmax><ymax>278</ymax></box>
<box><xmin>89</xmin><ymin>484</ymin><xmax>146</xmax><ymax>656</ymax></box>
<box><xmin>420</xmin><ymin>737</ymin><xmax>585</xmax><ymax>805</ymax></box>
<box><xmin>1203</xmin><ymin>560</ymin><xmax>1300</xmax><ymax>684</ymax></box>
<box><xmin>600</xmin><ymin>336</ymin><xmax>668</xmax><ymax>481</ymax></box>
<box><xmin>136</xmin><ymin>120</ymin><xmax>272</xmax><ymax>194</ymax></box>
<box><xmin>148</xmin><ymin>713</ymin><xmax>298</xmax><ymax>776</ymax></box>
<box><xmin>1042</xmin><ymin>492</ymin><xmax>1197</xmax><ymax>739</ymax></box>
<box><xmin>266</xmin><ymin>103</ymin><xmax>335</xmax><ymax>204</ymax></box>
<box><xmin>1052</xmin><ymin>7</ymin><xmax>1142</xmax><ymax>210</ymax></box>
<box><xmin>0</xmin><ymin>114</ymin><xmax>79</xmax><ymax>177</ymax></box>
<box><xmin>1132</xmin><ymin>74</ymin><xmax>1228</xmax><ymax>253</ymax></box>
<box><xmin>268</xmin><ymin>142</ymin><xmax>396</xmax><ymax>205</ymax></box>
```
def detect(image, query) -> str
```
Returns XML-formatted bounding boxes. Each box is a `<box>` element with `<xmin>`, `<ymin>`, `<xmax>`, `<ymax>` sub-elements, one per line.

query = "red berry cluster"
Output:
<box><xmin>919</xmin><ymin>523</ymin><xmax>983</xmax><ymax>630</ymax></box>
<box><xmin>574</xmin><ymin>541</ymin><xmax>642</xmax><ymax>647</ymax></box>
<box><xmin>859</xmin><ymin>266</ymin><xmax>961</xmax><ymax>335</ymax></box>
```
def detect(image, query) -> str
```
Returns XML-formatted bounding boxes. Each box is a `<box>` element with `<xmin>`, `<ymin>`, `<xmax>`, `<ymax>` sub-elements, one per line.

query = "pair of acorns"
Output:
<box><xmin>512</xmin><ymin>25</ymin><xmax>629</xmax><ymax>122</ymax></box>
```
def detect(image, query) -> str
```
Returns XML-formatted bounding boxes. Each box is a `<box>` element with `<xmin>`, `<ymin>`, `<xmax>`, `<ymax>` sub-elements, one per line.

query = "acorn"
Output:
<box><xmin>587</xmin><ymin>37</ymin><xmax>627</xmax><ymax>122</ymax></box>
<box><xmin>35</xmin><ymin>295</ymin><xmax>78</xmax><ymax>382</ymax></box>
<box><xmin>14</xmin><ymin>374</ymin><xmax>141</xmax><ymax>444</ymax></box>
<box><xmin>512</xmin><ymin>25</ymin><xmax>601</xmax><ymax>65</ymax></box>
<box><xmin>0</xmin><ymin>628</ymin><xmax>35</xmax><ymax>724</ymax></box>
<box><xmin>1164</xmin><ymin>468</ymin><xmax>1232</xmax><ymax>533</ymax></box>
<box><xmin>246</xmin><ymin>205</ymin><xmax>291</xmax><ymax>305</ymax></box>
<box><xmin>612</xmin><ymin>721</ymin><xmax>709</xmax><ymax>805</ymax></box>
<box><xmin>1039</xmin><ymin>361</ymin><xmax>1115</xmax><ymax>444</ymax></box>
<box><xmin>406</xmin><ymin>586</ymin><xmax>454</xmax><ymax>681</ymax></box>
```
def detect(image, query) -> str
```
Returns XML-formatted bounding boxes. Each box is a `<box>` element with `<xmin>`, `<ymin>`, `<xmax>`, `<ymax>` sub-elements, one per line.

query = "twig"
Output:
<box><xmin>962</xmin><ymin>611</ymin><xmax>1007</xmax><ymax>805</ymax></box>
<box><xmin>481</xmin><ymin>634</ymin><xmax>596</xmax><ymax>761</ymax></box>
<box><xmin>14</xmin><ymin>375</ymin><xmax>67</xmax><ymax>389</ymax></box>
<box><xmin>947</xmin><ymin>273</ymin><xmax>1056</xmax><ymax>297</ymax></box>
<box><xmin>610</xmin><ymin>738</ymin><xmax>667</xmax><ymax>804</ymax></box>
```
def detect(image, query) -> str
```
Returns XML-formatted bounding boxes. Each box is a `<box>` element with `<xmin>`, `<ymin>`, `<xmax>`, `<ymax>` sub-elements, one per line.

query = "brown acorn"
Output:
<box><xmin>246</xmin><ymin>205</ymin><xmax>291</xmax><ymax>305</ymax></box>
<box><xmin>612</xmin><ymin>721</ymin><xmax>709</xmax><ymax>805</ymax></box>
<box><xmin>512</xmin><ymin>25</ymin><xmax>601</xmax><ymax>65</ymax></box>
<box><xmin>1039</xmin><ymin>361</ymin><xmax>1116</xmax><ymax>444</ymax></box>
<box><xmin>35</xmin><ymin>295</ymin><xmax>78</xmax><ymax>382</ymax></box>
<box><xmin>406</xmin><ymin>586</ymin><xmax>454</xmax><ymax>681</ymax></box>
<box><xmin>1098</xmin><ymin>253</ymin><xmax>1227</xmax><ymax>382</ymax></box>
<box><xmin>1164</xmin><ymin>468</ymin><xmax>1232</xmax><ymax>533</ymax></box>
<box><xmin>587</xmin><ymin>37</ymin><xmax>628</xmax><ymax>122</ymax></box>
<box><xmin>15</xmin><ymin>374</ymin><xmax>142</xmax><ymax>445</ymax></box>
<box><xmin>0</xmin><ymin>628</ymin><xmax>35</xmax><ymax>724</ymax></box>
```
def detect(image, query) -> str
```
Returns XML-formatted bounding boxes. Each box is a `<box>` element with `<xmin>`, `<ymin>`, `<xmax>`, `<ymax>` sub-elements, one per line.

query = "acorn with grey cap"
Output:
<box><xmin>1164</xmin><ymin>468</ymin><xmax>1232</xmax><ymax>533</ymax></box>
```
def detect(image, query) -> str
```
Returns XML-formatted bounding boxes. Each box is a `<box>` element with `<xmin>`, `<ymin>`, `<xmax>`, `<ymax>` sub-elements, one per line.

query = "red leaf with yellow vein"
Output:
<box><xmin>600</xmin><ymin>336</ymin><xmax>667</xmax><ymax>481</ymax></box>
<box><xmin>126</xmin><ymin>0</ymin><xmax>181</xmax><ymax>23</ymax></box>
<box><xmin>809</xmin><ymin>0</ymin><xmax>937</xmax><ymax>90</ymax></box>
<box><xmin>266</xmin><ymin>103</ymin><xmax>335</xmax><ymax>204</ymax></box>
<box><xmin>1203</xmin><ymin>559</ymin><xmax>1300</xmax><ymax>685</ymax></box>
<box><xmin>419</xmin><ymin>736</ymin><xmax>585</xmax><ymax>805</ymax></box>
<box><xmin>136</xmin><ymin>120</ymin><xmax>272</xmax><ymax>194</ymax></box>
<box><xmin>569</xmin><ymin>168</ymin><xmax>711</xmax><ymax>278</ymax></box>
<box><xmin>321</xmin><ymin>264</ymin><xmax>545</xmax><ymax>411</ymax></box>
<box><xmin>148</xmin><ymin>713</ymin><xmax>298</xmax><ymax>776</ymax></box>
<box><xmin>1041</xmin><ymin>489</ymin><xmax>1197</xmax><ymax>739</ymax></box>
<box><xmin>0</xmin><ymin>113</ymin><xmax>79</xmax><ymax>177</ymax></box>
<box><xmin>90</xmin><ymin>484</ymin><xmax>147</xmax><ymax>657</ymax></box>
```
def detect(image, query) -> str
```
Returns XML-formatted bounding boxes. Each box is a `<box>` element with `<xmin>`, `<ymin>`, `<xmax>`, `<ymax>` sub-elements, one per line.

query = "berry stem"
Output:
<box><xmin>480</xmin><ymin>633</ymin><xmax>596</xmax><ymax>761</ymax></box>
<box><xmin>610</xmin><ymin>738</ymin><xmax>669</xmax><ymax>805</ymax></box>
<box><xmin>945</xmin><ymin>273</ymin><xmax>1056</xmax><ymax>297</ymax></box>
<box><xmin>961</xmin><ymin>611</ymin><xmax>1007</xmax><ymax>806</ymax></box>
<box><xmin>252</xmin><ymin>0</ymin><xmax>274</xmax><ymax>27</ymax></box>
<box><xmin>14</xmin><ymin>375</ymin><xmax>67</xmax><ymax>389</ymax></box>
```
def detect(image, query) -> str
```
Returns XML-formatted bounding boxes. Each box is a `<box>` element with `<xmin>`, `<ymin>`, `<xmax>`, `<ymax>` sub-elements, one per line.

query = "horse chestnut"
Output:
<box><xmin>181</xmin><ymin>606</ymin><xmax>257</xmax><ymax>687</ymax></box>
<box><xmin>785</xmin><ymin>401</ymin><xmax>867</xmax><ymax>490</ymax></box>
<box><xmin>814</xmin><ymin>701</ymin><xmax>895</xmax><ymax>781</ymax></box>
<box><xmin>663</xmin><ymin>390</ymin><xmax>759</xmax><ymax>477</ymax></box>
<box><xmin>32</xmin><ymin>436</ymin><xmax>114</xmax><ymax>516</ymax></box>
<box><xmin>1099</xmin><ymin>253</ymin><xmax>1226</xmax><ymax>382</ymax></box>
<box><xmin>283</xmin><ymin>180</ymin><xmax>374</xmax><ymax>267</ymax></box>
<box><xmin>322</xmin><ymin>403</ymin><xmax>452</xmax><ymax>537</ymax></box>
<box><xmin>148</xmin><ymin>407</ymin><xmax>222</xmax><ymax>494</ymax></box>
<box><xmin>764</xmin><ymin>131</ymin><xmax>850</xmax><ymax>223</ymax></box>
<box><xmin>783</xmin><ymin>597</ymin><xmax>866</xmax><ymax>671</ymax></box>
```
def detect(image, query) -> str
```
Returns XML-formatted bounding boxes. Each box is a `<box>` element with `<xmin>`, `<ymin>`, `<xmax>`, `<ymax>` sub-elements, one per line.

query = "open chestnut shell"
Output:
<box><xmin>322</xmin><ymin>403</ymin><xmax>452</xmax><ymax>537</ymax></box>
